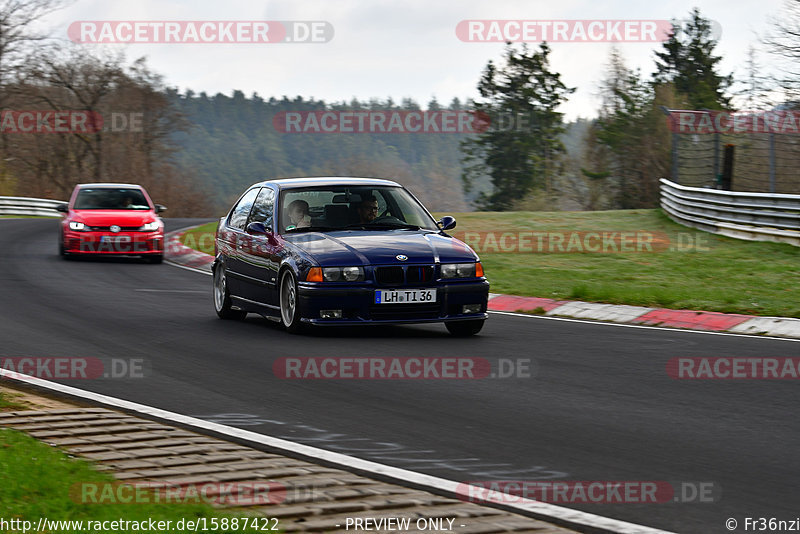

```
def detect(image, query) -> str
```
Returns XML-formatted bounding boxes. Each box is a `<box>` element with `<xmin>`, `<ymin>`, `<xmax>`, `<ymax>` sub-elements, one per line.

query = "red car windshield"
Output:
<box><xmin>74</xmin><ymin>188</ymin><xmax>151</xmax><ymax>210</ymax></box>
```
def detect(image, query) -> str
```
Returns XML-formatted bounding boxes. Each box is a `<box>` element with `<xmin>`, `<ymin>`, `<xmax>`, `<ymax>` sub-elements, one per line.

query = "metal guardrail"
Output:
<box><xmin>660</xmin><ymin>178</ymin><xmax>800</xmax><ymax>247</ymax></box>
<box><xmin>0</xmin><ymin>196</ymin><xmax>65</xmax><ymax>217</ymax></box>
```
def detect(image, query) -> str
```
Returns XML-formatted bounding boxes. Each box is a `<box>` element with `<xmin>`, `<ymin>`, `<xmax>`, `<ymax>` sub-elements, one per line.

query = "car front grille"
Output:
<box><xmin>86</xmin><ymin>225</ymin><xmax>142</xmax><ymax>232</ymax></box>
<box><xmin>374</xmin><ymin>265</ymin><xmax>435</xmax><ymax>286</ymax></box>
<box><xmin>375</xmin><ymin>266</ymin><xmax>404</xmax><ymax>285</ymax></box>
<box><xmin>407</xmin><ymin>266</ymin><xmax>434</xmax><ymax>283</ymax></box>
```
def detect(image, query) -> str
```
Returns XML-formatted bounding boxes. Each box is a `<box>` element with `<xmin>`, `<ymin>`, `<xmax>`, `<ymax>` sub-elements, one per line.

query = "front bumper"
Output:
<box><xmin>297</xmin><ymin>279</ymin><xmax>490</xmax><ymax>325</ymax></box>
<box><xmin>64</xmin><ymin>231</ymin><xmax>164</xmax><ymax>255</ymax></box>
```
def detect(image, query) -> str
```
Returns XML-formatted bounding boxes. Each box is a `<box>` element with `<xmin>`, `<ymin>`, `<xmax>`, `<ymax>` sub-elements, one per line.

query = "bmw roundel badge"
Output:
<box><xmin>396</xmin><ymin>254</ymin><xmax>408</xmax><ymax>261</ymax></box>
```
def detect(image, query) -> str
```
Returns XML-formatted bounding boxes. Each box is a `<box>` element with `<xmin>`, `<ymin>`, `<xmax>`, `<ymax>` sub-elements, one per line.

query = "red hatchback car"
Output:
<box><xmin>56</xmin><ymin>183</ymin><xmax>166</xmax><ymax>263</ymax></box>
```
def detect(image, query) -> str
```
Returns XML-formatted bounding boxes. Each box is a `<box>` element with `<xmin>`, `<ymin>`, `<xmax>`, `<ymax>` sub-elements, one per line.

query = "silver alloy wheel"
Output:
<box><xmin>280</xmin><ymin>272</ymin><xmax>296</xmax><ymax>326</ymax></box>
<box><xmin>214</xmin><ymin>266</ymin><xmax>226</xmax><ymax>312</ymax></box>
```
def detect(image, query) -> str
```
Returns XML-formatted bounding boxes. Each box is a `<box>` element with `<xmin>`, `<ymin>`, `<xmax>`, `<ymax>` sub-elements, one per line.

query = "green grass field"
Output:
<box><xmin>178</xmin><ymin>209</ymin><xmax>800</xmax><ymax>317</ymax></box>
<box><xmin>180</xmin><ymin>222</ymin><xmax>218</xmax><ymax>255</ymax></box>
<box><xmin>0</xmin><ymin>427</ymin><xmax>270</xmax><ymax>533</ymax></box>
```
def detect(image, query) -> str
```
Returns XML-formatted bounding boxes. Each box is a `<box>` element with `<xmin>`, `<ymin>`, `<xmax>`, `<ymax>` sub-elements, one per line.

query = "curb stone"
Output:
<box><xmin>0</xmin><ymin>384</ymin><xmax>580</xmax><ymax>534</ymax></box>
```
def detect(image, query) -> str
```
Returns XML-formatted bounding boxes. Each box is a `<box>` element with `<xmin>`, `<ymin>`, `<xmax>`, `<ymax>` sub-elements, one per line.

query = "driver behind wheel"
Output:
<box><xmin>357</xmin><ymin>195</ymin><xmax>379</xmax><ymax>223</ymax></box>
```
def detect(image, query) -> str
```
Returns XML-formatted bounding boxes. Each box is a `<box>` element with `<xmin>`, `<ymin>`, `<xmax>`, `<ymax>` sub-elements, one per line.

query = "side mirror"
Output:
<box><xmin>155</xmin><ymin>204</ymin><xmax>167</xmax><ymax>213</ymax></box>
<box><xmin>246</xmin><ymin>221</ymin><xmax>270</xmax><ymax>235</ymax></box>
<box><xmin>438</xmin><ymin>216</ymin><xmax>456</xmax><ymax>231</ymax></box>
<box><xmin>55</xmin><ymin>203</ymin><xmax>68</xmax><ymax>213</ymax></box>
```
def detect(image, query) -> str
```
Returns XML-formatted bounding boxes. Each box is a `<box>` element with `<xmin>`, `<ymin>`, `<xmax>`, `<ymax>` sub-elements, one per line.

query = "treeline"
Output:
<box><xmin>466</xmin><ymin>5</ymin><xmax>800</xmax><ymax>210</ymax></box>
<box><xmin>0</xmin><ymin>0</ymin><xmax>210</xmax><ymax>215</ymax></box>
<box><xmin>2</xmin><ymin>1</ymin><xmax>798</xmax><ymax>215</ymax></box>
<box><xmin>169</xmin><ymin>92</ymin><xmax>472</xmax><ymax>212</ymax></box>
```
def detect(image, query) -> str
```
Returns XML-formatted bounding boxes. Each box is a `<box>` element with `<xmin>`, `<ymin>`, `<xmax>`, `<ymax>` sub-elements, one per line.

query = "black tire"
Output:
<box><xmin>213</xmin><ymin>264</ymin><xmax>246</xmax><ymax>320</ymax></box>
<box><xmin>445</xmin><ymin>319</ymin><xmax>485</xmax><ymax>337</ymax></box>
<box><xmin>279</xmin><ymin>270</ymin><xmax>303</xmax><ymax>334</ymax></box>
<box><xmin>59</xmin><ymin>235</ymin><xmax>71</xmax><ymax>259</ymax></box>
<box><xmin>146</xmin><ymin>254</ymin><xmax>163</xmax><ymax>264</ymax></box>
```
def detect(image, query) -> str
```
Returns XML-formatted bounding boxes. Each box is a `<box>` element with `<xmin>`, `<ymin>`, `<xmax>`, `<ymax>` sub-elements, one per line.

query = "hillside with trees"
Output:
<box><xmin>2</xmin><ymin>1</ymin><xmax>797</xmax><ymax>214</ymax></box>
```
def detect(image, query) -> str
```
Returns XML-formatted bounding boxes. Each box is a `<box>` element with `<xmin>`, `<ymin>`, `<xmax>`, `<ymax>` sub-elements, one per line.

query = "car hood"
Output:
<box><xmin>70</xmin><ymin>210</ymin><xmax>155</xmax><ymax>226</ymax></box>
<box><xmin>285</xmin><ymin>230</ymin><xmax>478</xmax><ymax>266</ymax></box>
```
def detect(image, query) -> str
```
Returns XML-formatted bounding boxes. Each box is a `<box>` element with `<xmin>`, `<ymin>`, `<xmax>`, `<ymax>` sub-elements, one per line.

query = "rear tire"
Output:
<box><xmin>146</xmin><ymin>254</ymin><xmax>163</xmax><ymax>264</ymax></box>
<box><xmin>446</xmin><ymin>319</ymin><xmax>485</xmax><ymax>337</ymax></box>
<box><xmin>214</xmin><ymin>264</ymin><xmax>246</xmax><ymax>320</ymax></box>
<box><xmin>279</xmin><ymin>270</ymin><xmax>303</xmax><ymax>334</ymax></box>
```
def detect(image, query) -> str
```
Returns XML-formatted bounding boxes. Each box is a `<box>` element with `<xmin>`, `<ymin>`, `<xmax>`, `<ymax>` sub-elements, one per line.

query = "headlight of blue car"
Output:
<box><xmin>322</xmin><ymin>266</ymin><xmax>365</xmax><ymax>282</ymax></box>
<box><xmin>441</xmin><ymin>262</ymin><xmax>483</xmax><ymax>278</ymax></box>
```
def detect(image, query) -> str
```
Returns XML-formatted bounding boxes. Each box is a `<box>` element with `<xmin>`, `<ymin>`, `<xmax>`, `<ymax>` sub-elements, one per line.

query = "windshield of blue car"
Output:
<box><xmin>279</xmin><ymin>186</ymin><xmax>438</xmax><ymax>233</ymax></box>
<box><xmin>73</xmin><ymin>188</ymin><xmax>151</xmax><ymax>210</ymax></box>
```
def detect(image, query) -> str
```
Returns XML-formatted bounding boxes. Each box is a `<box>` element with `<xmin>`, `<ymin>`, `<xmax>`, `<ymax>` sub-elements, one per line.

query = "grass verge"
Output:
<box><xmin>0</xmin><ymin>428</ymin><xmax>271</xmax><ymax>533</ymax></box>
<box><xmin>179</xmin><ymin>222</ymin><xmax>217</xmax><ymax>255</ymax></box>
<box><xmin>449</xmin><ymin>209</ymin><xmax>799</xmax><ymax>317</ymax></box>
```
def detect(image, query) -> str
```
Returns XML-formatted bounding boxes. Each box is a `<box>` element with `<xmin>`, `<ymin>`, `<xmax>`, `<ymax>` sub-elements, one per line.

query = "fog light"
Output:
<box><xmin>320</xmin><ymin>309</ymin><xmax>342</xmax><ymax>319</ymax></box>
<box><xmin>462</xmin><ymin>304</ymin><xmax>482</xmax><ymax>314</ymax></box>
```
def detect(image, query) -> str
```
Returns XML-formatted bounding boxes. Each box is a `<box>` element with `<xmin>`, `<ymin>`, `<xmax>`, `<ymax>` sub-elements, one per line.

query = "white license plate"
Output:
<box><xmin>375</xmin><ymin>289</ymin><xmax>436</xmax><ymax>304</ymax></box>
<box><xmin>100</xmin><ymin>235</ymin><xmax>131</xmax><ymax>243</ymax></box>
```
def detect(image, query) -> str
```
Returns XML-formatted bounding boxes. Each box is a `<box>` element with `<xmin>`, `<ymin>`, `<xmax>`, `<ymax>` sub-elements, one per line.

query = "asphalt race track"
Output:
<box><xmin>2</xmin><ymin>218</ymin><xmax>798</xmax><ymax>534</ymax></box>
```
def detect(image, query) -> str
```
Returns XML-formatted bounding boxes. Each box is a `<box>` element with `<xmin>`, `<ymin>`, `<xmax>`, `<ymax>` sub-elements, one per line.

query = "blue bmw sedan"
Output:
<box><xmin>212</xmin><ymin>177</ymin><xmax>489</xmax><ymax>335</ymax></box>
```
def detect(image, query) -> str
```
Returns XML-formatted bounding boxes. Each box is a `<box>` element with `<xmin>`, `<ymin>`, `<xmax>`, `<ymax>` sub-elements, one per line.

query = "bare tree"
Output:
<box><xmin>764</xmin><ymin>0</ymin><xmax>800</xmax><ymax>102</ymax></box>
<box><xmin>0</xmin><ymin>0</ymin><xmax>68</xmax><ymax>194</ymax></box>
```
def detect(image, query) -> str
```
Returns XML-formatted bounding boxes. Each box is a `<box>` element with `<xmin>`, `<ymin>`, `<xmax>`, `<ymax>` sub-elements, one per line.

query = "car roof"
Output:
<box><xmin>254</xmin><ymin>177</ymin><xmax>402</xmax><ymax>190</ymax></box>
<box><xmin>75</xmin><ymin>183</ymin><xmax>145</xmax><ymax>189</ymax></box>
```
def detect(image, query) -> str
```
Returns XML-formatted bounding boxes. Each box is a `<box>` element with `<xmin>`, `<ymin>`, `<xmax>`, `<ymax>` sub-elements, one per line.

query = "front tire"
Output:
<box><xmin>146</xmin><ymin>254</ymin><xmax>163</xmax><ymax>264</ymax></box>
<box><xmin>445</xmin><ymin>319</ymin><xmax>485</xmax><ymax>337</ymax></box>
<box><xmin>279</xmin><ymin>270</ymin><xmax>303</xmax><ymax>334</ymax></box>
<box><xmin>214</xmin><ymin>264</ymin><xmax>246</xmax><ymax>320</ymax></box>
<box><xmin>59</xmin><ymin>235</ymin><xmax>71</xmax><ymax>259</ymax></box>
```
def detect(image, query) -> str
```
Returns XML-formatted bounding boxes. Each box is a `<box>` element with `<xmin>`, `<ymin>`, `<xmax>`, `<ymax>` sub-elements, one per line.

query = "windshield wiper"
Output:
<box><xmin>284</xmin><ymin>225</ymin><xmax>336</xmax><ymax>233</ymax></box>
<box><xmin>343</xmin><ymin>222</ymin><xmax>420</xmax><ymax>230</ymax></box>
<box><xmin>374</xmin><ymin>223</ymin><xmax>421</xmax><ymax>230</ymax></box>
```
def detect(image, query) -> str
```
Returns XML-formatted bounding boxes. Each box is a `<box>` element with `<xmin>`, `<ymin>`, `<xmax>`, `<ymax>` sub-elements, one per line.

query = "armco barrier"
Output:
<box><xmin>660</xmin><ymin>178</ymin><xmax>800</xmax><ymax>247</ymax></box>
<box><xmin>0</xmin><ymin>196</ymin><xmax>64</xmax><ymax>217</ymax></box>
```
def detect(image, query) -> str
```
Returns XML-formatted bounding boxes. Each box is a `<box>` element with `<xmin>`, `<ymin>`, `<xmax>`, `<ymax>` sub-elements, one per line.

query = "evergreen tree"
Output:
<box><xmin>462</xmin><ymin>43</ymin><xmax>573</xmax><ymax>211</ymax></box>
<box><xmin>653</xmin><ymin>8</ymin><xmax>732</xmax><ymax>110</ymax></box>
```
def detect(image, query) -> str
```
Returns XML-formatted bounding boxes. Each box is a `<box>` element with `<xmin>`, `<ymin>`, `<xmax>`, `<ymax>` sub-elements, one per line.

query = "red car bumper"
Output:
<box><xmin>63</xmin><ymin>231</ymin><xmax>164</xmax><ymax>255</ymax></box>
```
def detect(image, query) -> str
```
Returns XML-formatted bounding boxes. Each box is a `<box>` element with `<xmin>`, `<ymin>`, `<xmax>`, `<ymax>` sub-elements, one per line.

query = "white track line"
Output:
<box><xmin>164</xmin><ymin>259</ymin><xmax>213</xmax><ymax>275</ymax></box>
<box><xmin>0</xmin><ymin>369</ymin><xmax>674</xmax><ymax>534</ymax></box>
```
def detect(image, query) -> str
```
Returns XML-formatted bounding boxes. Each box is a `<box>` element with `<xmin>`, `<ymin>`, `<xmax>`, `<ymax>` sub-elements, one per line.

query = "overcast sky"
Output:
<box><xmin>39</xmin><ymin>0</ymin><xmax>788</xmax><ymax>120</ymax></box>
